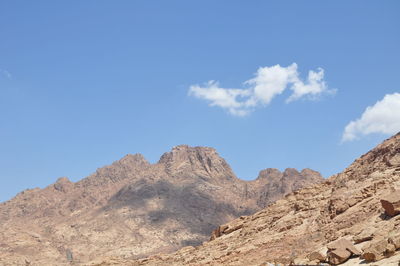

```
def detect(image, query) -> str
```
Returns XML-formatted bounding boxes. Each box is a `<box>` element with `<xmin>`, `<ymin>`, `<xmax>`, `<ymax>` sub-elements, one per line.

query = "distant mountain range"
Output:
<box><xmin>0</xmin><ymin>145</ymin><xmax>323</xmax><ymax>265</ymax></box>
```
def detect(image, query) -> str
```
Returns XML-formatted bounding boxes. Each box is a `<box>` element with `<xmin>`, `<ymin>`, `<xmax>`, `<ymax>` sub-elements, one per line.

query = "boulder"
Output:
<box><xmin>327</xmin><ymin>238</ymin><xmax>361</xmax><ymax>255</ymax></box>
<box><xmin>380</xmin><ymin>190</ymin><xmax>400</xmax><ymax>217</ymax></box>
<box><xmin>326</xmin><ymin>238</ymin><xmax>361</xmax><ymax>264</ymax></box>
<box><xmin>327</xmin><ymin>248</ymin><xmax>351</xmax><ymax>265</ymax></box>
<box><xmin>362</xmin><ymin>239</ymin><xmax>391</xmax><ymax>262</ymax></box>
<box><xmin>307</xmin><ymin>246</ymin><xmax>328</xmax><ymax>262</ymax></box>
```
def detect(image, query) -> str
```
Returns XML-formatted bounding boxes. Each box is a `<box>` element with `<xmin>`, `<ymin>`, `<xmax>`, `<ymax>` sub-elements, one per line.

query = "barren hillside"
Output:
<box><xmin>0</xmin><ymin>145</ymin><xmax>322</xmax><ymax>265</ymax></box>
<box><xmin>90</xmin><ymin>133</ymin><xmax>400</xmax><ymax>265</ymax></box>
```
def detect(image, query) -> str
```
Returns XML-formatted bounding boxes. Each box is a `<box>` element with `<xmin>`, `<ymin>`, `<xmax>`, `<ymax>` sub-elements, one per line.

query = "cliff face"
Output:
<box><xmin>251</xmin><ymin>167</ymin><xmax>323</xmax><ymax>208</ymax></box>
<box><xmin>95</xmin><ymin>133</ymin><xmax>400</xmax><ymax>266</ymax></box>
<box><xmin>0</xmin><ymin>145</ymin><xmax>322</xmax><ymax>265</ymax></box>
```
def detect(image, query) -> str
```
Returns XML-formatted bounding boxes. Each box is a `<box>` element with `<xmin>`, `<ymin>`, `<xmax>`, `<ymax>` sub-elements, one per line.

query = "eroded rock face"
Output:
<box><xmin>252</xmin><ymin>167</ymin><xmax>323</xmax><ymax>208</ymax></box>
<box><xmin>381</xmin><ymin>190</ymin><xmax>400</xmax><ymax>216</ymax></box>
<box><xmin>0</xmin><ymin>145</ymin><xmax>322</xmax><ymax>265</ymax></box>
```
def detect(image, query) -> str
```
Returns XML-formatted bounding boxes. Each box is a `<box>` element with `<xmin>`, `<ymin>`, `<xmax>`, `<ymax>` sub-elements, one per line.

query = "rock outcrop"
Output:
<box><xmin>251</xmin><ymin>167</ymin><xmax>323</xmax><ymax>208</ymax></box>
<box><xmin>0</xmin><ymin>145</ymin><xmax>322</xmax><ymax>265</ymax></box>
<box><xmin>381</xmin><ymin>190</ymin><xmax>400</xmax><ymax>216</ymax></box>
<box><xmin>362</xmin><ymin>238</ymin><xmax>394</xmax><ymax>262</ymax></box>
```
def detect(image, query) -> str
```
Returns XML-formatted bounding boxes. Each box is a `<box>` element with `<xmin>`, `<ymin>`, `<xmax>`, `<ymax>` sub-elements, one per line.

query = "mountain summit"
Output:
<box><xmin>0</xmin><ymin>145</ymin><xmax>322</xmax><ymax>265</ymax></box>
<box><xmin>122</xmin><ymin>133</ymin><xmax>400</xmax><ymax>265</ymax></box>
<box><xmin>158</xmin><ymin>145</ymin><xmax>236</xmax><ymax>179</ymax></box>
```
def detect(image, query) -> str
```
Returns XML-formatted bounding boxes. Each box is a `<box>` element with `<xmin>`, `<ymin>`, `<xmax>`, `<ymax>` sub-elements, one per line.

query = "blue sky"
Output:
<box><xmin>1</xmin><ymin>1</ymin><xmax>399</xmax><ymax>202</ymax></box>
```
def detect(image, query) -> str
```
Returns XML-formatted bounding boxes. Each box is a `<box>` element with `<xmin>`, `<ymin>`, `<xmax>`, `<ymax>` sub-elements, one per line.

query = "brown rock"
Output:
<box><xmin>388</xmin><ymin>233</ymin><xmax>400</xmax><ymax>249</ymax></box>
<box><xmin>327</xmin><ymin>238</ymin><xmax>361</xmax><ymax>256</ymax></box>
<box><xmin>307</xmin><ymin>246</ymin><xmax>328</xmax><ymax>262</ymax></box>
<box><xmin>210</xmin><ymin>225</ymin><xmax>229</xmax><ymax>241</ymax></box>
<box><xmin>328</xmin><ymin>197</ymin><xmax>350</xmax><ymax>217</ymax></box>
<box><xmin>362</xmin><ymin>239</ymin><xmax>389</xmax><ymax>262</ymax></box>
<box><xmin>327</xmin><ymin>238</ymin><xmax>361</xmax><ymax>264</ymax></box>
<box><xmin>386</xmin><ymin>243</ymin><xmax>396</xmax><ymax>256</ymax></box>
<box><xmin>353</xmin><ymin>227</ymin><xmax>375</xmax><ymax>244</ymax></box>
<box><xmin>381</xmin><ymin>190</ymin><xmax>400</xmax><ymax>216</ymax></box>
<box><xmin>328</xmin><ymin>248</ymin><xmax>351</xmax><ymax>265</ymax></box>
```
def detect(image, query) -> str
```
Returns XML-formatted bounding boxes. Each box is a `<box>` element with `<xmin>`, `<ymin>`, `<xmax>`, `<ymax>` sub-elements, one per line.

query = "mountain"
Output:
<box><xmin>0</xmin><ymin>145</ymin><xmax>322</xmax><ymax>265</ymax></box>
<box><xmin>93</xmin><ymin>133</ymin><xmax>400</xmax><ymax>265</ymax></box>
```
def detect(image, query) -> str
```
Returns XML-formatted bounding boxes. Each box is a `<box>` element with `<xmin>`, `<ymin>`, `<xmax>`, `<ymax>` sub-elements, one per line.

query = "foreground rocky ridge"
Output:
<box><xmin>0</xmin><ymin>145</ymin><xmax>322</xmax><ymax>265</ymax></box>
<box><xmin>89</xmin><ymin>133</ymin><xmax>400</xmax><ymax>265</ymax></box>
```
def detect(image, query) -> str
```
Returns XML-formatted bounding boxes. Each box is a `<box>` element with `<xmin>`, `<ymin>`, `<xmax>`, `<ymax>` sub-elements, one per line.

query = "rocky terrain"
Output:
<box><xmin>0</xmin><ymin>145</ymin><xmax>322</xmax><ymax>265</ymax></box>
<box><xmin>88</xmin><ymin>132</ymin><xmax>400</xmax><ymax>265</ymax></box>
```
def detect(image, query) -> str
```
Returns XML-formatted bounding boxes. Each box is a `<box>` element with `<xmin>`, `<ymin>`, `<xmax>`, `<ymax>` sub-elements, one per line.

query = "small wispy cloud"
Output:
<box><xmin>188</xmin><ymin>63</ymin><xmax>335</xmax><ymax>116</ymax></box>
<box><xmin>0</xmin><ymin>69</ymin><xmax>12</xmax><ymax>80</ymax></box>
<box><xmin>342</xmin><ymin>93</ymin><xmax>400</xmax><ymax>142</ymax></box>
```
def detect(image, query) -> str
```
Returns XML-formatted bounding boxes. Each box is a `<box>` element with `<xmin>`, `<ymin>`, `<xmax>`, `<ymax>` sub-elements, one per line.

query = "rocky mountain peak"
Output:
<box><xmin>256</xmin><ymin>168</ymin><xmax>322</xmax><ymax>182</ymax></box>
<box><xmin>256</xmin><ymin>168</ymin><xmax>282</xmax><ymax>180</ymax></box>
<box><xmin>254</xmin><ymin>167</ymin><xmax>324</xmax><ymax>208</ymax></box>
<box><xmin>283</xmin><ymin>168</ymin><xmax>300</xmax><ymax>176</ymax></box>
<box><xmin>334</xmin><ymin>132</ymin><xmax>400</xmax><ymax>184</ymax></box>
<box><xmin>55</xmin><ymin>176</ymin><xmax>71</xmax><ymax>183</ymax></box>
<box><xmin>53</xmin><ymin>177</ymin><xmax>73</xmax><ymax>193</ymax></box>
<box><xmin>116</xmin><ymin>153</ymin><xmax>149</xmax><ymax>166</ymax></box>
<box><xmin>158</xmin><ymin>145</ymin><xmax>235</xmax><ymax>178</ymax></box>
<box><xmin>356</xmin><ymin>132</ymin><xmax>400</xmax><ymax>169</ymax></box>
<box><xmin>158</xmin><ymin>145</ymin><xmax>218</xmax><ymax>164</ymax></box>
<box><xmin>300</xmin><ymin>168</ymin><xmax>321</xmax><ymax>176</ymax></box>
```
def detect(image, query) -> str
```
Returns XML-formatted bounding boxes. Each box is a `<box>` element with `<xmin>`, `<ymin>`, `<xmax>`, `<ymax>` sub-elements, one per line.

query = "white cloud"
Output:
<box><xmin>342</xmin><ymin>93</ymin><xmax>400</xmax><ymax>142</ymax></box>
<box><xmin>246</xmin><ymin>63</ymin><xmax>298</xmax><ymax>105</ymax></box>
<box><xmin>188</xmin><ymin>63</ymin><xmax>335</xmax><ymax>116</ymax></box>
<box><xmin>189</xmin><ymin>81</ymin><xmax>253</xmax><ymax>116</ymax></box>
<box><xmin>287</xmin><ymin>67</ymin><xmax>336</xmax><ymax>102</ymax></box>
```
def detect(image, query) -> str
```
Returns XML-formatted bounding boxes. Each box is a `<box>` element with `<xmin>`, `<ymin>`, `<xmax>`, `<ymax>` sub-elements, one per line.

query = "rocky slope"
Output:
<box><xmin>90</xmin><ymin>132</ymin><xmax>400</xmax><ymax>265</ymax></box>
<box><xmin>0</xmin><ymin>145</ymin><xmax>322</xmax><ymax>265</ymax></box>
